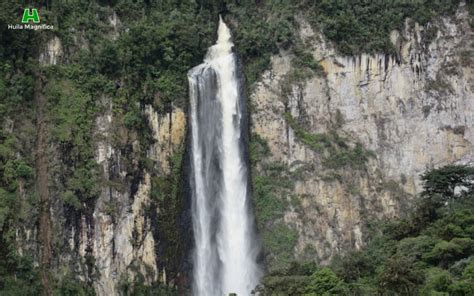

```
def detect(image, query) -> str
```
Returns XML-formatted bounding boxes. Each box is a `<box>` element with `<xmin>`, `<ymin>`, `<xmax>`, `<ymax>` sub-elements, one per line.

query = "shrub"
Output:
<box><xmin>425</xmin><ymin>240</ymin><xmax>465</xmax><ymax>267</ymax></box>
<box><xmin>307</xmin><ymin>267</ymin><xmax>346</xmax><ymax>295</ymax></box>
<box><xmin>420</xmin><ymin>268</ymin><xmax>452</xmax><ymax>295</ymax></box>
<box><xmin>123</xmin><ymin>109</ymin><xmax>142</xmax><ymax>130</ymax></box>
<box><xmin>284</xmin><ymin>112</ymin><xmax>374</xmax><ymax>169</ymax></box>
<box><xmin>377</xmin><ymin>255</ymin><xmax>424</xmax><ymax>295</ymax></box>
<box><xmin>61</xmin><ymin>191</ymin><xmax>82</xmax><ymax>210</ymax></box>
<box><xmin>263</xmin><ymin>223</ymin><xmax>299</xmax><ymax>271</ymax></box>
<box><xmin>53</xmin><ymin>275</ymin><xmax>94</xmax><ymax>296</ymax></box>
<box><xmin>397</xmin><ymin>235</ymin><xmax>441</xmax><ymax>262</ymax></box>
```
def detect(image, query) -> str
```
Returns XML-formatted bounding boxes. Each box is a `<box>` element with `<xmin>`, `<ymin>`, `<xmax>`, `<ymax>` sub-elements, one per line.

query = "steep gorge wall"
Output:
<box><xmin>17</xmin><ymin>33</ymin><xmax>189</xmax><ymax>294</ymax></box>
<box><xmin>251</xmin><ymin>5</ymin><xmax>473</xmax><ymax>266</ymax></box>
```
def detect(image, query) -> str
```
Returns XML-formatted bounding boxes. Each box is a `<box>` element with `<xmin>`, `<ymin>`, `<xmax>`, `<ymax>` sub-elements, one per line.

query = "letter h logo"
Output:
<box><xmin>22</xmin><ymin>8</ymin><xmax>40</xmax><ymax>24</ymax></box>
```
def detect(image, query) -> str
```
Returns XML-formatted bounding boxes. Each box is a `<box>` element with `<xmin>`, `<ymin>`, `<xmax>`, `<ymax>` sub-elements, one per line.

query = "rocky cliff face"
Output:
<box><xmin>251</xmin><ymin>4</ymin><xmax>473</xmax><ymax>265</ymax></box>
<box><xmin>86</xmin><ymin>101</ymin><xmax>185</xmax><ymax>295</ymax></box>
<box><xmin>23</xmin><ymin>35</ymin><xmax>188</xmax><ymax>295</ymax></box>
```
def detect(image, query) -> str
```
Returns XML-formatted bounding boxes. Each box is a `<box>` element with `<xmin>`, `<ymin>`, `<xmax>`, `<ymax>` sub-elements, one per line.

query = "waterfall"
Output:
<box><xmin>188</xmin><ymin>17</ymin><xmax>262</xmax><ymax>296</ymax></box>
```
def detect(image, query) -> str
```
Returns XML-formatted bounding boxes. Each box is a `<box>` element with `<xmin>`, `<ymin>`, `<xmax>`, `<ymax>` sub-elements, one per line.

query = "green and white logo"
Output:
<box><xmin>21</xmin><ymin>8</ymin><xmax>40</xmax><ymax>24</ymax></box>
<box><xmin>7</xmin><ymin>7</ymin><xmax>53</xmax><ymax>30</ymax></box>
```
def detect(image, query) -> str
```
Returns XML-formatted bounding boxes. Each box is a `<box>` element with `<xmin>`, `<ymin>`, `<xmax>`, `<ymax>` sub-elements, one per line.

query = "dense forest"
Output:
<box><xmin>0</xmin><ymin>0</ymin><xmax>473</xmax><ymax>295</ymax></box>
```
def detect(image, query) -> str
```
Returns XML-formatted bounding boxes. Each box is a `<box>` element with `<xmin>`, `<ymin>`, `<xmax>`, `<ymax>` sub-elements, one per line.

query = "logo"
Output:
<box><xmin>7</xmin><ymin>7</ymin><xmax>53</xmax><ymax>30</ymax></box>
<box><xmin>21</xmin><ymin>8</ymin><xmax>40</xmax><ymax>24</ymax></box>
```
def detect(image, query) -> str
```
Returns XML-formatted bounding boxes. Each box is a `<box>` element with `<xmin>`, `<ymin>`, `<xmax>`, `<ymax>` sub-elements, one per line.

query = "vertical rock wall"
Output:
<box><xmin>251</xmin><ymin>5</ymin><xmax>473</xmax><ymax>263</ymax></box>
<box><xmin>31</xmin><ymin>34</ymin><xmax>187</xmax><ymax>294</ymax></box>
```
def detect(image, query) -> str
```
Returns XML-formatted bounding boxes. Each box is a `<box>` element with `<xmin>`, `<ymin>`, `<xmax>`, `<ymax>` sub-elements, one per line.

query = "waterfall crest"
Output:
<box><xmin>188</xmin><ymin>16</ymin><xmax>262</xmax><ymax>296</ymax></box>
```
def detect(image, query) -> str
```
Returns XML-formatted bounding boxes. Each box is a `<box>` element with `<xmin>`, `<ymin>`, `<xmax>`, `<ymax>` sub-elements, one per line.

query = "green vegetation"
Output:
<box><xmin>53</xmin><ymin>275</ymin><xmax>95</xmax><ymax>296</ymax></box>
<box><xmin>421</xmin><ymin>165</ymin><xmax>474</xmax><ymax>199</ymax></box>
<box><xmin>0</xmin><ymin>1</ymin><xmax>42</xmax><ymax>294</ymax></box>
<box><xmin>119</xmin><ymin>274</ymin><xmax>177</xmax><ymax>296</ymax></box>
<box><xmin>253</xmin><ymin>174</ymin><xmax>287</xmax><ymax>228</ymax></box>
<box><xmin>262</xmin><ymin>223</ymin><xmax>299</xmax><ymax>271</ymax></box>
<box><xmin>150</xmin><ymin>148</ymin><xmax>187</xmax><ymax>272</ymax></box>
<box><xmin>229</xmin><ymin>1</ymin><xmax>297</xmax><ymax>88</ymax></box>
<box><xmin>255</xmin><ymin>165</ymin><xmax>474</xmax><ymax>295</ymax></box>
<box><xmin>280</xmin><ymin>41</ymin><xmax>326</xmax><ymax>97</ymax></box>
<box><xmin>45</xmin><ymin>77</ymin><xmax>101</xmax><ymax>209</ymax></box>
<box><xmin>250</xmin><ymin>133</ymin><xmax>299</xmax><ymax>271</ymax></box>
<box><xmin>292</xmin><ymin>44</ymin><xmax>323</xmax><ymax>74</ymax></box>
<box><xmin>304</xmin><ymin>0</ymin><xmax>464</xmax><ymax>55</ymax></box>
<box><xmin>284</xmin><ymin>112</ymin><xmax>375</xmax><ymax>170</ymax></box>
<box><xmin>284</xmin><ymin>112</ymin><xmax>331</xmax><ymax>152</ymax></box>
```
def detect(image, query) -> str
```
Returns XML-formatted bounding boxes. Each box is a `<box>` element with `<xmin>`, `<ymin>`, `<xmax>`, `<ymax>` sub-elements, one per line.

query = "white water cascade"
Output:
<box><xmin>188</xmin><ymin>17</ymin><xmax>262</xmax><ymax>296</ymax></box>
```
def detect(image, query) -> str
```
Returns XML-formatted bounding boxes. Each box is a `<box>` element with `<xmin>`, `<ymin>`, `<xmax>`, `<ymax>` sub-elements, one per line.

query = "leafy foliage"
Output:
<box><xmin>304</xmin><ymin>0</ymin><xmax>463</xmax><ymax>55</ymax></box>
<box><xmin>119</xmin><ymin>273</ymin><xmax>177</xmax><ymax>296</ymax></box>
<box><xmin>421</xmin><ymin>165</ymin><xmax>474</xmax><ymax>200</ymax></box>
<box><xmin>0</xmin><ymin>2</ymin><xmax>41</xmax><ymax>293</ymax></box>
<box><xmin>53</xmin><ymin>275</ymin><xmax>95</xmax><ymax>296</ymax></box>
<box><xmin>250</xmin><ymin>133</ymin><xmax>299</xmax><ymax>271</ymax></box>
<box><xmin>307</xmin><ymin>267</ymin><xmax>346</xmax><ymax>295</ymax></box>
<box><xmin>284</xmin><ymin>112</ymin><xmax>375</xmax><ymax>170</ymax></box>
<box><xmin>262</xmin><ymin>223</ymin><xmax>299</xmax><ymax>271</ymax></box>
<box><xmin>229</xmin><ymin>0</ymin><xmax>298</xmax><ymax>88</ymax></box>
